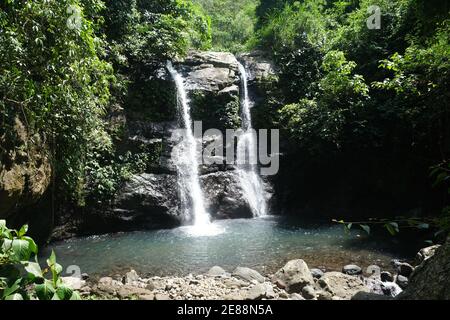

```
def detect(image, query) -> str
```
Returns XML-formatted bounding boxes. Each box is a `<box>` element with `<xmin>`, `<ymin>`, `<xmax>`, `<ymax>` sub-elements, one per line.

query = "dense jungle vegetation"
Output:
<box><xmin>1</xmin><ymin>0</ymin><xmax>449</xmax><ymax>302</ymax></box>
<box><xmin>252</xmin><ymin>0</ymin><xmax>450</xmax><ymax>234</ymax></box>
<box><xmin>1</xmin><ymin>0</ymin><xmax>449</xmax><ymax>236</ymax></box>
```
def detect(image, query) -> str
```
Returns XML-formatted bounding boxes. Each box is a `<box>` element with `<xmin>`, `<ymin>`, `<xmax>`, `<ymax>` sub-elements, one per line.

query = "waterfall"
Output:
<box><xmin>166</xmin><ymin>61</ymin><xmax>211</xmax><ymax>228</ymax></box>
<box><xmin>237</xmin><ymin>62</ymin><xmax>268</xmax><ymax>217</ymax></box>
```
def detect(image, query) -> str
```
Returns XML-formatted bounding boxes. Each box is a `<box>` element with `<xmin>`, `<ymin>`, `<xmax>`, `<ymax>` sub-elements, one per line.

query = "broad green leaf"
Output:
<box><xmin>18</xmin><ymin>224</ymin><xmax>28</xmax><ymax>237</ymax></box>
<box><xmin>0</xmin><ymin>220</ymin><xmax>5</xmax><ymax>229</ymax></box>
<box><xmin>51</xmin><ymin>293</ymin><xmax>61</xmax><ymax>300</ymax></box>
<box><xmin>70</xmin><ymin>291</ymin><xmax>81</xmax><ymax>300</ymax></box>
<box><xmin>385</xmin><ymin>223</ymin><xmax>398</xmax><ymax>236</ymax></box>
<box><xmin>46</xmin><ymin>250</ymin><xmax>63</xmax><ymax>285</ymax></box>
<box><xmin>35</xmin><ymin>280</ymin><xmax>55</xmax><ymax>300</ymax></box>
<box><xmin>49</xmin><ymin>261</ymin><xmax>63</xmax><ymax>285</ymax></box>
<box><xmin>1</xmin><ymin>227</ymin><xmax>12</xmax><ymax>239</ymax></box>
<box><xmin>24</xmin><ymin>262</ymin><xmax>43</xmax><ymax>279</ymax></box>
<box><xmin>5</xmin><ymin>293</ymin><xmax>23</xmax><ymax>300</ymax></box>
<box><xmin>388</xmin><ymin>222</ymin><xmax>400</xmax><ymax>232</ymax></box>
<box><xmin>360</xmin><ymin>224</ymin><xmax>371</xmax><ymax>235</ymax></box>
<box><xmin>2</xmin><ymin>239</ymin><xmax>31</xmax><ymax>261</ymax></box>
<box><xmin>47</xmin><ymin>250</ymin><xmax>56</xmax><ymax>267</ymax></box>
<box><xmin>22</xmin><ymin>236</ymin><xmax>38</xmax><ymax>254</ymax></box>
<box><xmin>1</xmin><ymin>278</ymin><xmax>22</xmax><ymax>298</ymax></box>
<box><xmin>56</xmin><ymin>284</ymin><xmax>73</xmax><ymax>300</ymax></box>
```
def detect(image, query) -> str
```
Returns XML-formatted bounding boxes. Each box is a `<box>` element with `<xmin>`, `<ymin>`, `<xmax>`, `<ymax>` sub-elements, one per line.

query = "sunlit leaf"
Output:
<box><xmin>360</xmin><ymin>224</ymin><xmax>371</xmax><ymax>235</ymax></box>
<box><xmin>5</xmin><ymin>293</ymin><xmax>23</xmax><ymax>300</ymax></box>
<box><xmin>35</xmin><ymin>280</ymin><xmax>55</xmax><ymax>300</ymax></box>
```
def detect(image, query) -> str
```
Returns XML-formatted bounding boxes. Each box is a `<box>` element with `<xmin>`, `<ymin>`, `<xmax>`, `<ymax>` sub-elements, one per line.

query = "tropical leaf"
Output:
<box><xmin>360</xmin><ymin>224</ymin><xmax>371</xmax><ymax>235</ymax></box>
<box><xmin>51</xmin><ymin>293</ymin><xmax>61</xmax><ymax>300</ymax></box>
<box><xmin>4</xmin><ymin>293</ymin><xmax>23</xmax><ymax>300</ymax></box>
<box><xmin>2</xmin><ymin>239</ymin><xmax>31</xmax><ymax>261</ymax></box>
<box><xmin>56</xmin><ymin>284</ymin><xmax>73</xmax><ymax>300</ymax></box>
<box><xmin>35</xmin><ymin>280</ymin><xmax>56</xmax><ymax>300</ymax></box>
<box><xmin>385</xmin><ymin>222</ymin><xmax>399</xmax><ymax>236</ymax></box>
<box><xmin>46</xmin><ymin>250</ymin><xmax>57</xmax><ymax>267</ymax></box>
<box><xmin>1</xmin><ymin>278</ymin><xmax>22</xmax><ymax>298</ymax></box>
<box><xmin>24</xmin><ymin>262</ymin><xmax>43</xmax><ymax>279</ymax></box>
<box><xmin>18</xmin><ymin>225</ymin><xmax>28</xmax><ymax>237</ymax></box>
<box><xmin>22</xmin><ymin>236</ymin><xmax>38</xmax><ymax>254</ymax></box>
<box><xmin>70</xmin><ymin>291</ymin><xmax>81</xmax><ymax>300</ymax></box>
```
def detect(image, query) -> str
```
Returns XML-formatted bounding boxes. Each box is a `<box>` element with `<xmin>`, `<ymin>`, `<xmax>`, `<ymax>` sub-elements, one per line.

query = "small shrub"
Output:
<box><xmin>0</xmin><ymin>220</ymin><xmax>79</xmax><ymax>300</ymax></box>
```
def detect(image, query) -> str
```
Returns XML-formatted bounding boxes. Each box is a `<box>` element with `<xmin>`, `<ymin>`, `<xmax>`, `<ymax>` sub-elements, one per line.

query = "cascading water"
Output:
<box><xmin>237</xmin><ymin>62</ymin><xmax>268</xmax><ymax>217</ymax></box>
<box><xmin>166</xmin><ymin>61</ymin><xmax>212</xmax><ymax>231</ymax></box>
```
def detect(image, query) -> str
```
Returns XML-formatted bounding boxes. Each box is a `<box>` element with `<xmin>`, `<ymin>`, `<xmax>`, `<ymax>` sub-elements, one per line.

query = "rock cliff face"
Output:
<box><xmin>238</xmin><ymin>51</ymin><xmax>277</xmax><ymax>83</ymax></box>
<box><xmin>0</xmin><ymin>117</ymin><xmax>53</xmax><ymax>238</ymax></box>
<box><xmin>398</xmin><ymin>239</ymin><xmax>450</xmax><ymax>300</ymax></box>
<box><xmin>3</xmin><ymin>51</ymin><xmax>276</xmax><ymax>239</ymax></box>
<box><xmin>79</xmin><ymin>51</ymin><xmax>276</xmax><ymax>232</ymax></box>
<box><xmin>182</xmin><ymin>51</ymin><xmax>241</xmax><ymax>131</ymax></box>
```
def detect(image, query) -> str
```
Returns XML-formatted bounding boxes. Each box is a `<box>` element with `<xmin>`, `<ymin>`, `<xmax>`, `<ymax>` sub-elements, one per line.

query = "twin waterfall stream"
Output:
<box><xmin>236</xmin><ymin>62</ymin><xmax>268</xmax><ymax>218</ymax></box>
<box><xmin>166</xmin><ymin>60</ymin><xmax>267</xmax><ymax>234</ymax></box>
<box><xmin>166</xmin><ymin>62</ymin><xmax>211</xmax><ymax>233</ymax></box>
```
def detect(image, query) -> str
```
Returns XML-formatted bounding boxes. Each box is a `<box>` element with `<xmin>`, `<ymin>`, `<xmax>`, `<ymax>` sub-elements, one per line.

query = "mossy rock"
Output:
<box><xmin>190</xmin><ymin>89</ymin><xmax>241</xmax><ymax>131</ymax></box>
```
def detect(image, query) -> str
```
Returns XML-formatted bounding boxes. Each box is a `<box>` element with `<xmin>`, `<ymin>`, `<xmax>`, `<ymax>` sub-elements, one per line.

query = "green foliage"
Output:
<box><xmin>1</xmin><ymin>0</ymin><xmax>212</xmax><ymax>208</ymax></box>
<box><xmin>257</xmin><ymin>0</ymin><xmax>328</xmax><ymax>51</ymax></box>
<box><xmin>1</xmin><ymin>0</ymin><xmax>448</xmax><ymax>231</ymax></box>
<box><xmin>279</xmin><ymin>50</ymin><xmax>369</xmax><ymax>153</ymax></box>
<box><xmin>106</xmin><ymin>0</ymin><xmax>211</xmax><ymax>68</ymax></box>
<box><xmin>0</xmin><ymin>0</ymin><xmax>114</xmax><ymax>205</ymax></box>
<box><xmin>372</xmin><ymin>20</ymin><xmax>450</xmax><ymax>154</ymax></box>
<box><xmin>273</xmin><ymin>33</ymin><xmax>323</xmax><ymax>102</ymax></box>
<box><xmin>259</xmin><ymin>0</ymin><xmax>449</xmax><ymax>155</ymax></box>
<box><xmin>190</xmin><ymin>91</ymin><xmax>241</xmax><ymax>130</ymax></box>
<box><xmin>193</xmin><ymin>0</ymin><xmax>257</xmax><ymax>52</ymax></box>
<box><xmin>106</xmin><ymin>0</ymin><xmax>211</xmax><ymax>121</ymax></box>
<box><xmin>256</xmin><ymin>0</ymin><xmax>449</xmax><ymax>222</ymax></box>
<box><xmin>0</xmin><ymin>220</ymin><xmax>79</xmax><ymax>300</ymax></box>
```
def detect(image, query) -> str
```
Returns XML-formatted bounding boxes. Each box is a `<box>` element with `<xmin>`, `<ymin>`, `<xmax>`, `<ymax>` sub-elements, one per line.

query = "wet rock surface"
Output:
<box><xmin>114</xmin><ymin>173</ymin><xmax>180</xmax><ymax>223</ymax></box>
<box><xmin>52</xmin><ymin>51</ymin><xmax>275</xmax><ymax>237</ymax></box>
<box><xmin>342</xmin><ymin>264</ymin><xmax>362</xmax><ymax>276</ymax></box>
<box><xmin>111</xmin><ymin>51</ymin><xmax>274</xmax><ymax>226</ymax></box>
<box><xmin>398</xmin><ymin>239</ymin><xmax>450</xmax><ymax>300</ymax></box>
<box><xmin>233</xmin><ymin>267</ymin><xmax>266</xmax><ymax>284</ymax></box>
<box><xmin>238</xmin><ymin>51</ymin><xmax>277</xmax><ymax>82</ymax></box>
<box><xmin>310</xmin><ymin>268</ymin><xmax>324</xmax><ymax>279</ymax></box>
<box><xmin>201</xmin><ymin>171</ymin><xmax>254</xmax><ymax>219</ymax></box>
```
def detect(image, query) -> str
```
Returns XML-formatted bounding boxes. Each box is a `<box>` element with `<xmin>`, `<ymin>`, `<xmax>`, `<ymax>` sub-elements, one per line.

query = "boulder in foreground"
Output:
<box><xmin>318</xmin><ymin>272</ymin><xmax>368</xmax><ymax>300</ymax></box>
<box><xmin>272</xmin><ymin>259</ymin><xmax>314</xmax><ymax>293</ymax></box>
